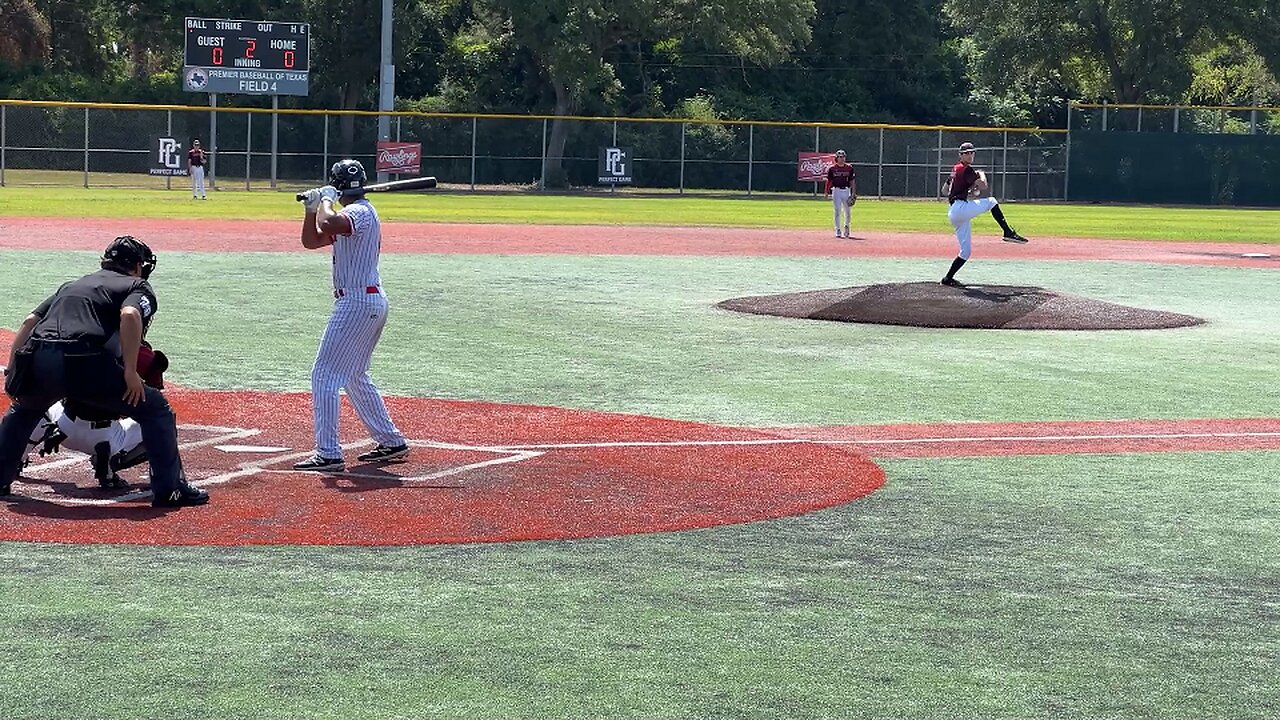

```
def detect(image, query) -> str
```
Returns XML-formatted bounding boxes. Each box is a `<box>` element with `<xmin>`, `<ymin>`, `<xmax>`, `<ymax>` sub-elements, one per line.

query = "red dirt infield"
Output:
<box><xmin>0</xmin><ymin>390</ymin><xmax>887</xmax><ymax>546</ymax></box>
<box><xmin>2</xmin><ymin>217</ymin><xmax>1278</xmax><ymax>268</ymax></box>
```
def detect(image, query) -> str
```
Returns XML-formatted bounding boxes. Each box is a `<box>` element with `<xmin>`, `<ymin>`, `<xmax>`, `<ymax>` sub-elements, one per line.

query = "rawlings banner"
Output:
<box><xmin>797</xmin><ymin>151</ymin><xmax>838</xmax><ymax>182</ymax></box>
<box><xmin>376</xmin><ymin>142</ymin><xmax>422</xmax><ymax>174</ymax></box>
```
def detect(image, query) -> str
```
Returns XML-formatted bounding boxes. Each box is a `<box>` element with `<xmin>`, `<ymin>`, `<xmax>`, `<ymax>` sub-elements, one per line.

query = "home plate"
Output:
<box><xmin>215</xmin><ymin>444</ymin><xmax>292</xmax><ymax>453</ymax></box>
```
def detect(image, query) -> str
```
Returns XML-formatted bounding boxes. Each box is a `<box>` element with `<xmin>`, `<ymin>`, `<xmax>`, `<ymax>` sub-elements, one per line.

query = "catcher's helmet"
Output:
<box><xmin>328</xmin><ymin>159</ymin><xmax>368</xmax><ymax>196</ymax></box>
<box><xmin>102</xmin><ymin>235</ymin><xmax>157</xmax><ymax>279</ymax></box>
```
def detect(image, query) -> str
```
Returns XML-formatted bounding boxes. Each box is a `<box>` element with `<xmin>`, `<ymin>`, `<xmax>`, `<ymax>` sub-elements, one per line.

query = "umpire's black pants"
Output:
<box><xmin>0</xmin><ymin>341</ymin><xmax>185</xmax><ymax>495</ymax></box>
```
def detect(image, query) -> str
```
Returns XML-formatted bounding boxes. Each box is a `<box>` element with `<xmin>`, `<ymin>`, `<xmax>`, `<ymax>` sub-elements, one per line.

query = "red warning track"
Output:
<box><xmin>0</xmin><ymin>217</ymin><xmax>1277</xmax><ymax>268</ymax></box>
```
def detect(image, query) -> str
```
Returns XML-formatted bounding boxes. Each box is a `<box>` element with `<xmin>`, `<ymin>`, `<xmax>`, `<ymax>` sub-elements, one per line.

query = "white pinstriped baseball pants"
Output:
<box><xmin>311</xmin><ymin>291</ymin><xmax>405</xmax><ymax>458</ymax></box>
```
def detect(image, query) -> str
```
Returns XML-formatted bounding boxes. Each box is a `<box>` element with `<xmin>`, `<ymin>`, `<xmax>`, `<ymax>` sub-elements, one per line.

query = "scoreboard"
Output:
<box><xmin>183</xmin><ymin>18</ymin><xmax>310</xmax><ymax>96</ymax></box>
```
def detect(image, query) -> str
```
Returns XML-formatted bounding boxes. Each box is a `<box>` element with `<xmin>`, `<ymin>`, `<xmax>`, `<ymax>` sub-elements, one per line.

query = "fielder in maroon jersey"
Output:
<box><xmin>824</xmin><ymin>150</ymin><xmax>857</xmax><ymax>238</ymax></box>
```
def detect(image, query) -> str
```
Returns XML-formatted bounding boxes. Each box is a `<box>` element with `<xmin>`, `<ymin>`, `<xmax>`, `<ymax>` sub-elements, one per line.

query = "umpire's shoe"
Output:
<box><xmin>152</xmin><ymin>481</ymin><xmax>209</xmax><ymax>508</ymax></box>
<box><xmin>357</xmin><ymin>444</ymin><xmax>410</xmax><ymax>463</ymax></box>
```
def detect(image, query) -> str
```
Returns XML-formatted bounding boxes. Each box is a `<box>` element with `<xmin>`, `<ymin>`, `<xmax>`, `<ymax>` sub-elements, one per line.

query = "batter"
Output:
<box><xmin>295</xmin><ymin>160</ymin><xmax>409</xmax><ymax>471</ymax></box>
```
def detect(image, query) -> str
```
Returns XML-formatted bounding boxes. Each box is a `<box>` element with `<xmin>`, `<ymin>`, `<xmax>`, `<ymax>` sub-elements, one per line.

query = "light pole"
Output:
<box><xmin>376</xmin><ymin>0</ymin><xmax>394</xmax><ymax>182</ymax></box>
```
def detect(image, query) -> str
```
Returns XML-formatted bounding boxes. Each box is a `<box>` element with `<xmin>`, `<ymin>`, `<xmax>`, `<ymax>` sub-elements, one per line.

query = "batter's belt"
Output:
<box><xmin>335</xmin><ymin>286</ymin><xmax>381</xmax><ymax>298</ymax></box>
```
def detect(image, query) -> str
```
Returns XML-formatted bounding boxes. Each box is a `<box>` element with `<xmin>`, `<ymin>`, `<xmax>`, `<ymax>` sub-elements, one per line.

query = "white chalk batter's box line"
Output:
<box><xmin>17</xmin><ymin>426</ymin><xmax>545</xmax><ymax>507</ymax></box>
<box><xmin>13</xmin><ymin>424</ymin><xmax>1280</xmax><ymax>507</ymax></box>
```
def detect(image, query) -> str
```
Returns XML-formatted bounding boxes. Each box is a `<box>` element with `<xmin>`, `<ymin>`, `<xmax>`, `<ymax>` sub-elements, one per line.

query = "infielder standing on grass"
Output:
<box><xmin>940</xmin><ymin>141</ymin><xmax>1028</xmax><ymax>286</ymax></box>
<box><xmin>824</xmin><ymin>150</ymin><xmax>857</xmax><ymax>238</ymax></box>
<box><xmin>188</xmin><ymin>139</ymin><xmax>207</xmax><ymax>200</ymax></box>
<box><xmin>294</xmin><ymin>159</ymin><xmax>409</xmax><ymax>472</ymax></box>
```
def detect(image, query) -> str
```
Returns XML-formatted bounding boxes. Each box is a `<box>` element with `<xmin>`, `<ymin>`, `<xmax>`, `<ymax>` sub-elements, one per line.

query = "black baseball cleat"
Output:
<box><xmin>90</xmin><ymin>442</ymin><xmax>128</xmax><ymax>489</ymax></box>
<box><xmin>1002</xmin><ymin>231</ymin><xmax>1029</xmax><ymax>244</ymax></box>
<box><xmin>152</xmin><ymin>482</ymin><xmax>209</xmax><ymax>508</ymax></box>
<box><xmin>356</xmin><ymin>444</ymin><xmax>410</xmax><ymax>463</ymax></box>
<box><xmin>0</xmin><ymin>481</ymin><xmax>10</xmax><ymax>497</ymax></box>
<box><xmin>940</xmin><ymin>277</ymin><xmax>964</xmax><ymax>287</ymax></box>
<box><xmin>293</xmin><ymin>455</ymin><xmax>346</xmax><ymax>472</ymax></box>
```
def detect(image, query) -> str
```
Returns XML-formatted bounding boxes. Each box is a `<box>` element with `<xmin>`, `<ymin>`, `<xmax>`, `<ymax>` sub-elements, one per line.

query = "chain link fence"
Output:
<box><xmin>0</xmin><ymin>100</ymin><xmax>1066</xmax><ymax>199</ymax></box>
<box><xmin>1067</xmin><ymin>102</ymin><xmax>1280</xmax><ymax>205</ymax></box>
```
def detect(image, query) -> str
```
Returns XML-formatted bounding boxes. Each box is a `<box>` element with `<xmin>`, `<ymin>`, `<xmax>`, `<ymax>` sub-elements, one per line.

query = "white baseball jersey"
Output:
<box><xmin>310</xmin><ymin>198</ymin><xmax>405</xmax><ymax>459</ymax></box>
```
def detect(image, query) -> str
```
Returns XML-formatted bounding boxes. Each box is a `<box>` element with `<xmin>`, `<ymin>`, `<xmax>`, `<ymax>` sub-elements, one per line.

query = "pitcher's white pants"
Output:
<box><xmin>947</xmin><ymin>197</ymin><xmax>1000</xmax><ymax>259</ymax></box>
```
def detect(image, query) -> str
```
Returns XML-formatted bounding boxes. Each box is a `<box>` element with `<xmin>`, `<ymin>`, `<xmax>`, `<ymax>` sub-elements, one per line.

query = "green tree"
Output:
<box><xmin>946</xmin><ymin>0</ymin><xmax>1280</xmax><ymax>126</ymax></box>
<box><xmin>473</xmin><ymin>0</ymin><xmax>814</xmax><ymax>185</ymax></box>
<box><xmin>0</xmin><ymin>0</ymin><xmax>51</xmax><ymax>65</ymax></box>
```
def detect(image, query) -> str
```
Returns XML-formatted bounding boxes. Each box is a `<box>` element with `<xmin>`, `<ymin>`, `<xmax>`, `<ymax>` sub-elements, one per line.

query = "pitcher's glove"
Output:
<box><xmin>847</xmin><ymin>195</ymin><xmax>857</xmax><ymax>207</ymax></box>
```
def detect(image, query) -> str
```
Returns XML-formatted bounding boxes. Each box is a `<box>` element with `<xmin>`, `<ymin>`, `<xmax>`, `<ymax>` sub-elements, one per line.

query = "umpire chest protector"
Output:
<box><xmin>9</xmin><ymin>269</ymin><xmax>159</xmax><ymax>399</ymax></box>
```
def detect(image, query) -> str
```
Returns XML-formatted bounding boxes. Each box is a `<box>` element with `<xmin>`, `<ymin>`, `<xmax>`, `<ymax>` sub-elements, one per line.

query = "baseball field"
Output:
<box><xmin>0</xmin><ymin>188</ymin><xmax>1277</xmax><ymax>719</ymax></box>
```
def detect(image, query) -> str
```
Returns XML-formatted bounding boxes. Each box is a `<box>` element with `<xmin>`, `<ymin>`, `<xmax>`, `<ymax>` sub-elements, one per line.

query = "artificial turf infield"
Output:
<box><xmin>0</xmin><ymin>197</ymin><xmax>1276</xmax><ymax>718</ymax></box>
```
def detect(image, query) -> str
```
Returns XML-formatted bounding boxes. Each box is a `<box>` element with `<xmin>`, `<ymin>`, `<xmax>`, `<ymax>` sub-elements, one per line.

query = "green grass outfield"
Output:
<box><xmin>3</xmin><ymin>185</ymin><xmax>1280</xmax><ymax>242</ymax></box>
<box><xmin>1</xmin><ymin>217</ymin><xmax>1278</xmax><ymax>717</ymax></box>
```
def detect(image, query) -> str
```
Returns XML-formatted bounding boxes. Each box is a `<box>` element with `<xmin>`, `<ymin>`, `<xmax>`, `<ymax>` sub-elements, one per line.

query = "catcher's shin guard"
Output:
<box><xmin>111</xmin><ymin>444</ymin><xmax>149</xmax><ymax>472</ymax></box>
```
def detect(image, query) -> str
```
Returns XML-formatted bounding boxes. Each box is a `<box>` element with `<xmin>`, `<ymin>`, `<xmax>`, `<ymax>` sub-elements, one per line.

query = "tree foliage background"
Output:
<box><xmin>2</xmin><ymin>0</ymin><xmax>1278</xmax><ymax>129</ymax></box>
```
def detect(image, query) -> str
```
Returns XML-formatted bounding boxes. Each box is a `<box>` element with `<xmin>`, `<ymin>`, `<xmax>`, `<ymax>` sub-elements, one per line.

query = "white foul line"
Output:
<box><xmin>12</xmin><ymin>424</ymin><xmax>1278</xmax><ymax>507</ymax></box>
<box><xmin>488</xmin><ymin>429</ymin><xmax>1280</xmax><ymax>451</ymax></box>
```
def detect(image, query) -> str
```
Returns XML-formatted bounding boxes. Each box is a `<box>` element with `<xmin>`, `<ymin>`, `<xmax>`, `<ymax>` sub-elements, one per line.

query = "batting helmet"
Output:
<box><xmin>328</xmin><ymin>159</ymin><xmax>368</xmax><ymax>196</ymax></box>
<box><xmin>102</xmin><ymin>236</ymin><xmax>157</xmax><ymax>279</ymax></box>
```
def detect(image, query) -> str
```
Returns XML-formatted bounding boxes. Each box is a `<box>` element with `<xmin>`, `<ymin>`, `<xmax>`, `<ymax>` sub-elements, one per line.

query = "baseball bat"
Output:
<box><xmin>295</xmin><ymin>176</ymin><xmax>437</xmax><ymax>201</ymax></box>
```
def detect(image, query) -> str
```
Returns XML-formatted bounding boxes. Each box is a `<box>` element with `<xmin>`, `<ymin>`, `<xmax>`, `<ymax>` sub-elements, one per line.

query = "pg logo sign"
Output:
<box><xmin>148</xmin><ymin>137</ymin><xmax>189</xmax><ymax>176</ymax></box>
<box><xmin>598</xmin><ymin>146</ymin><xmax>633</xmax><ymax>185</ymax></box>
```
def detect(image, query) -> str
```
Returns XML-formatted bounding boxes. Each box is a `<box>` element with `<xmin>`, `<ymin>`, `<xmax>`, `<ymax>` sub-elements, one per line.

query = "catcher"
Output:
<box><xmin>23</xmin><ymin>344</ymin><xmax>169</xmax><ymax>490</ymax></box>
<box><xmin>824</xmin><ymin>149</ymin><xmax>857</xmax><ymax>238</ymax></box>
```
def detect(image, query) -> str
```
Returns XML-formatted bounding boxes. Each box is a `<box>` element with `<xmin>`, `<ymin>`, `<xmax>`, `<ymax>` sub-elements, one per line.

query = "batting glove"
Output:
<box><xmin>319</xmin><ymin>186</ymin><xmax>340</xmax><ymax>204</ymax></box>
<box><xmin>301</xmin><ymin>188</ymin><xmax>323</xmax><ymax>212</ymax></box>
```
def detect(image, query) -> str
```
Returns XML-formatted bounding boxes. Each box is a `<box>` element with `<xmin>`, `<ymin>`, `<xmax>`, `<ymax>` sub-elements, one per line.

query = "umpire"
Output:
<box><xmin>0</xmin><ymin>236</ymin><xmax>208</xmax><ymax>507</ymax></box>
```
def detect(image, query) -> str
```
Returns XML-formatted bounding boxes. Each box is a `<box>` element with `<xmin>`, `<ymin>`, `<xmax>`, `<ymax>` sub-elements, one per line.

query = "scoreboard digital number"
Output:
<box><xmin>183</xmin><ymin>18</ymin><xmax>311</xmax><ymax>96</ymax></box>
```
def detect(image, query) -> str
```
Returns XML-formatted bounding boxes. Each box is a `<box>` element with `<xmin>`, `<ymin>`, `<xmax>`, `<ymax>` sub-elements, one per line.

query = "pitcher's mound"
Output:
<box><xmin>718</xmin><ymin>282</ymin><xmax>1205</xmax><ymax>330</ymax></box>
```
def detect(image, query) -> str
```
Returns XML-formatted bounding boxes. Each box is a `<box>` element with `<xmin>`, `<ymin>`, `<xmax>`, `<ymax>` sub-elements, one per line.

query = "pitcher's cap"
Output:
<box><xmin>958</xmin><ymin>142</ymin><xmax>975</xmax><ymax>153</ymax></box>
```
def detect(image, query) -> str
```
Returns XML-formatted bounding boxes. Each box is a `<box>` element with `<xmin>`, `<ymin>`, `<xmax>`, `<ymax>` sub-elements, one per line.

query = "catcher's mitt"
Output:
<box><xmin>137</xmin><ymin>345</ymin><xmax>168</xmax><ymax>389</ymax></box>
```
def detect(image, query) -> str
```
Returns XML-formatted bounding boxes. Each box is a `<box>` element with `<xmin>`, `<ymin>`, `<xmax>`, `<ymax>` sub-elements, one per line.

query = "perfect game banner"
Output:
<box><xmin>148</xmin><ymin>136</ymin><xmax>190</xmax><ymax>176</ymax></box>
<box><xmin>598</xmin><ymin>146</ymin><xmax>633</xmax><ymax>185</ymax></box>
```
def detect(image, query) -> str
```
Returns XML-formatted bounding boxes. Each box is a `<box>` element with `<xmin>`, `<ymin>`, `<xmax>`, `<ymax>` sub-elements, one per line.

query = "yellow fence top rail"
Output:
<box><xmin>1071</xmin><ymin>101</ymin><xmax>1280</xmax><ymax>113</ymax></box>
<box><xmin>0</xmin><ymin>98</ymin><xmax>1065</xmax><ymax>134</ymax></box>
